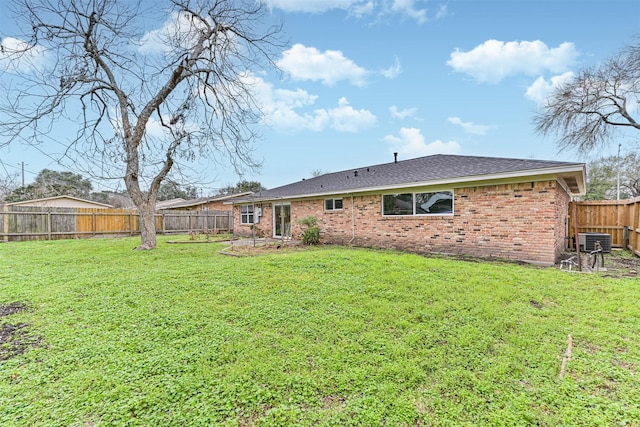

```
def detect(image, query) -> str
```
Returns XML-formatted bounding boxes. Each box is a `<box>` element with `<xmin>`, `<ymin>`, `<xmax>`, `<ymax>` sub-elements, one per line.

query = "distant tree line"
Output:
<box><xmin>219</xmin><ymin>180</ymin><xmax>266</xmax><ymax>195</ymax></box>
<box><xmin>1</xmin><ymin>169</ymin><xmax>266</xmax><ymax>206</ymax></box>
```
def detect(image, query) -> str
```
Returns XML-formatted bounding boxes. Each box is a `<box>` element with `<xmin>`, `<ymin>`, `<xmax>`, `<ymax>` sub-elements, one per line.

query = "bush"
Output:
<box><xmin>301</xmin><ymin>226</ymin><xmax>320</xmax><ymax>245</ymax></box>
<box><xmin>298</xmin><ymin>215</ymin><xmax>320</xmax><ymax>245</ymax></box>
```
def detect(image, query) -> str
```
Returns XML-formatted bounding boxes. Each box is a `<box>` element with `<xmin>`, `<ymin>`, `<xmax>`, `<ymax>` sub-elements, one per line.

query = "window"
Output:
<box><xmin>383</xmin><ymin>191</ymin><xmax>453</xmax><ymax>216</ymax></box>
<box><xmin>240</xmin><ymin>205</ymin><xmax>254</xmax><ymax>224</ymax></box>
<box><xmin>325</xmin><ymin>198</ymin><xmax>343</xmax><ymax>211</ymax></box>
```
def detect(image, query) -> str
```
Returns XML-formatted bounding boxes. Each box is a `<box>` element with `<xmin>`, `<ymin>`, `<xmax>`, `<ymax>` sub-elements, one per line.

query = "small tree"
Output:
<box><xmin>157</xmin><ymin>182</ymin><xmax>198</xmax><ymax>201</ymax></box>
<box><xmin>297</xmin><ymin>215</ymin><xmax>320</xmax><ymax>245</ymax></box>
<box><xmin>0</xmin><ymin>0</ymin><xmax>284</xmax><ymax>249</ymax></box>
<box><xmin>585</xmin><ymin>152</ymin><xmax>640</xmax><ymax>200</ymax></box>
<box><xmin>534</xmin><ymin>37</ymin><xmax>640</xmax><ymax>154</ymax></box>
<box><xmin>0</xmin><ymin>173</ymin><xmax>19</xmax><ymax>202</ymax></box>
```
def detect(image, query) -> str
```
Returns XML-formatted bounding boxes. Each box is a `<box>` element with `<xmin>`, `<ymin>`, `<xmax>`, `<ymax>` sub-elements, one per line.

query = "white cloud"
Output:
<box><xmin>136</xmin><ymin>11</ymin><xmax>216</xmax><ymax>55</ymax></box>
<box><xmin>252</xmin><ymin>75</ymin><xmax>376</xmax><ymax>132</ymax></box>
<box><xmin>383</xmin><ymin>127</ymin><xmax>461</xmax><ymax>157</ymax></box>
<box><xmin>447</xmin><ymin>117</ymin><xmax>493</xmax><ymax>135</ymax></box>
<box><xmin>525</xmin><ymin>72</ymin><xmax>575</xmax><ymax>106</ymax></box>
<box><xmin>0</xmin><ymin>37</ymin><xmax>48</xmax><ymax>73</ymax></box>
<box><xmin>323</xmin><ymin>97</ymin><xmax>377</xmax><ymax>132</ymax></box>
<box><xmin>389</xmin><ymin>105</ymin><xmax>418</xmax><ymax>120</ymax></box>
<box><xmin>265</xmin><ymin>0</ymin><xmax>433</xmax><ymax>23</ymax></box>
<box><xmin>277</xmin><ymin>44</ymin><xmax>368</xmax><ymax>87</ymax></box>
<box><xmin>265</xmin><ymin>0</ymin><xmax>363</xmax><ymax>13</ymax></box>
<box><xmin>381</xmin><ymin>57</ymin><xmax>402</xmax><ymax>79</ymax></box>
<box><xmin>447</xmin><ymin>40</ymin><xmax>578</xmax><ymax>84</ymax></box>
<box><xmin>390</xmin><ymin>0</ymin><xmax>427</xmax><ymax>24</ymax></box>
<box><xmin>433</xmin><ymin>4</ymin><xmax>449</xmax><ymax>20</ymax></box>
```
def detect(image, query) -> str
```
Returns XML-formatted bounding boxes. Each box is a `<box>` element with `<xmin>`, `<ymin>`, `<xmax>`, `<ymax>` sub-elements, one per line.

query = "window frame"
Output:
<box><xmin>324</xmin><ymin>198</ymin><xmax>344</xmax><ymax>211</ymax></box>
<box><xmin>382</xmin><ymin>190</ymin><xmax>454</xmax><ymax>216</ymax></box>
<box><xmin>240</xmin><ymin>204</ymin><xmax>255</xmax><ymax>224</ymax></box>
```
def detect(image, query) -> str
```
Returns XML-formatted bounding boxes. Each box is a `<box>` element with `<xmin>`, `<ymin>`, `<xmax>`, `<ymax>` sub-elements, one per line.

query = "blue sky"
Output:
<box><xmin>1</xmin><ymin>0</ymin><xmax>639</xmax><ymax>194</ymax></box>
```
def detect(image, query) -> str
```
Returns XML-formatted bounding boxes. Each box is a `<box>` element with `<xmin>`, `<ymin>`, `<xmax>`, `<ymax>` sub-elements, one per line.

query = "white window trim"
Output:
<box><xmin>240</xmin><ymin>204</ymin><xmax>254</xmax><ymax>224</ymax></box>
<box><xmin>324</xmin><ymin>198</ymin><xmax>344</xmax><ymax>211</ymax></box>
<box><xmin>382</xmin><ymin>190</ymin><xmax>454</xmax><ymax>216</ymax></box>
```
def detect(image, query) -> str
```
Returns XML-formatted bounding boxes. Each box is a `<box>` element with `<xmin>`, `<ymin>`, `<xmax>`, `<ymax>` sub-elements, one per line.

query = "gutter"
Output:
<box><xmin>228</xmin><ymin>165</ymin><xmax>586</xmax><ymax>204</ymax></box>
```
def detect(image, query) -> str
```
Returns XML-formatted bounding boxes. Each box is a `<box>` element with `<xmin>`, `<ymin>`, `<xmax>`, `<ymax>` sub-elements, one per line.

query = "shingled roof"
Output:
<box><xmin>232</xmin><ymin>154</ymin><xmax>585</xmax><ymax>202</ymax></box>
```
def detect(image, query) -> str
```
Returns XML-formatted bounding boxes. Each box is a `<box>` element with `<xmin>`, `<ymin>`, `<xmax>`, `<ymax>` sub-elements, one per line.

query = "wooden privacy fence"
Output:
<box><xmin>1</xmin><ymin>206</ymin><xmax>234</xmax><ymax>242</ymax></box>
<box><xmin>569</xmin><ymin>197</ymin><xmax>640</xmax><ymax>256</ymax></box>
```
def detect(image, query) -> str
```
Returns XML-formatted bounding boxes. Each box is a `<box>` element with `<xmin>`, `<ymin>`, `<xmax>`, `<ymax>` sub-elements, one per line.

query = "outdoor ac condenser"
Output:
<box><xmin>578</xmin><ymin>232</ymin><xmax>612</xmax><ymax>253</ymax></box>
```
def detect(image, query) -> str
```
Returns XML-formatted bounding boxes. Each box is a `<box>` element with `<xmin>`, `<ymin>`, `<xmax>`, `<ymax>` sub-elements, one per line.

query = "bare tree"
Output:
<box><xmin>0</xmin><ymin>0</ymin><xmax>284</xmax><ymax>249</ymax></box>
<box><xmin>0</xmin><ymin>173</ymin><xmax>19</xmax><ymax>202</ymax></box>
<box><xmin>533</xmin><ymin>37</ymin><xmax>640</xmax><ymax>154</ymax></box>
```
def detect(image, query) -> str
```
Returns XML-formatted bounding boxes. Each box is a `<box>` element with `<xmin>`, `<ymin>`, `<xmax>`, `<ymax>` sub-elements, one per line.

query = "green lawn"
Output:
<box><xmin>1</xmin><ymin>237</ymin><xmax>639</xmax><ymax>426</ymax></box>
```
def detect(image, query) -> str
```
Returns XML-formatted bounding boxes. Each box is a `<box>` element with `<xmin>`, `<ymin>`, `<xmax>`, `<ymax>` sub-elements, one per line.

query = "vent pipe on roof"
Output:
<box><xmin>394</xmin><ymin>152</ymin><xmax>398</xmax><ymax>163</ymax></box>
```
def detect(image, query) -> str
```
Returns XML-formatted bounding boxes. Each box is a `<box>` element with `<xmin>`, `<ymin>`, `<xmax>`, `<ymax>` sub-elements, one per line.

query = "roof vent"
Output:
<box><xmin>354</xmin><ymin>170</ymin><xmax>358</xmax><ymax>177</ymax></box>
<box><xmin>394</xmin><ymin>152</ymin><xmax>398</xmax><ymax>163</ymax></box>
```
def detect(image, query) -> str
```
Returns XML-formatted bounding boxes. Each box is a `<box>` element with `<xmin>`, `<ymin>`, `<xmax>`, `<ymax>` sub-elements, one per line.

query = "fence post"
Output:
<box><xmin>2</xmin><ymin>204</ymin><xmax>8</xmax><ymax>242</ymax></box>
<box><xmin>47</xmin><ymin>210</ymin><xmax>52</xmax><ymax>241</ymax></box>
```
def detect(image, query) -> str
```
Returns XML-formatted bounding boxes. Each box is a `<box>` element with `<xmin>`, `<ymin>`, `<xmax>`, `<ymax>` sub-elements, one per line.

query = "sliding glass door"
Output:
<box><xmin>273</xmin><ymin>203</ymin><xmax>291</xmax><ymax>238</ymax></box>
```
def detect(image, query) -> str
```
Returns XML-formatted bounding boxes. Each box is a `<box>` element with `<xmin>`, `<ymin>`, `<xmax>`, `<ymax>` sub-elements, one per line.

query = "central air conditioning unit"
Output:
<box><xmin>578</xmin><ymin>232</ymin><xmax>612</xmax><ymax>253</ymax></box>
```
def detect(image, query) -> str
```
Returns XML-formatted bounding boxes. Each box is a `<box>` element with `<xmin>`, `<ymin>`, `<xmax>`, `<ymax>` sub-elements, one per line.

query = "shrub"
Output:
<box><xmin>301</xmin><ymin>226</ymin><xmax>320</xmax><ymax>245</ymax></box>
<box><xmin>298</xmin><ymin>215</ymin><xmax>320</xmax><ymax>245</ymax></box>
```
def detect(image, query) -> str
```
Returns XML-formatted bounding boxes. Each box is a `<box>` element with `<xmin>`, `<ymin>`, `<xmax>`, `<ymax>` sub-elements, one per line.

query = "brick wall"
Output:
<box><xmin>234</xmin><ymin>180</ymin><xmax>570</xmax><ymax>265</ymax></box>
<box><xmin>234</xmin><ymin>202</ymin><xmax>274</xmax><ymax>238</ymax></box>
<box><xmin>554</xmin><ymin>185</ymin><xmax>571</xmax><ymax>260</ymax></box>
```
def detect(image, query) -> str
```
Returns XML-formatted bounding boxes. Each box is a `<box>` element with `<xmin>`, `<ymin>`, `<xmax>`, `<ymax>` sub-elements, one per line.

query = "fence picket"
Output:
<box><xmin>0</xmin><ymin>207</ymin><xmax>233</xmax><ymax>241</ymax></box>
<box><xmin>569</xmin><ymin>197</ymin><xmax>640</xmax><ymax>256</ymax></box>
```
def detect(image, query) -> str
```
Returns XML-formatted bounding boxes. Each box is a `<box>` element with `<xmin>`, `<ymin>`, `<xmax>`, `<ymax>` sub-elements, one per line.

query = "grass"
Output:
<box><xmin>0</xmin><ymin>237</ymin><xmax>639</xmax><ymax>426</ymax></box>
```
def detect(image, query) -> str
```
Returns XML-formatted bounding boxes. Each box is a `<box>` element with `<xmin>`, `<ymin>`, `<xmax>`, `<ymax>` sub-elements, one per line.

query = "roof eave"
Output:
<box><xmin>231</xmin><ymin>164</ymin><xmax>586</xmax><ymax>203</ymax></box>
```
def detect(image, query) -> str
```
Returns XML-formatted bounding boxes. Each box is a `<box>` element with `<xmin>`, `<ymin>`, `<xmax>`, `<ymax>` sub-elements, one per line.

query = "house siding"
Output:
<box><xmin>234</xmin><ymin>180</ymin><xmax>570</xmax><ymax>265</ymax></box>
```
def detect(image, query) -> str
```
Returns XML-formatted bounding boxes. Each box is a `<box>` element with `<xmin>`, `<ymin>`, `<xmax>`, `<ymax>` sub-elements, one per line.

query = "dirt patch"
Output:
<box><xmin>0</xmin><ymin>301</ymin><xmax>41</xmax><ymax>361</ymax></box>
<box><xmin>558</xmin><ymin>250</ymin><xmax>639</xmax><ymax>278</ymax></box>
<box><xmin>0</xmin><ymin>302</ymin><xmax>28</xmax><ymax>317</ymax></box>
<box><xmin>603</xmin><ymin>252</ymin><xmax>640</xmax><ymax>278</ymax></box>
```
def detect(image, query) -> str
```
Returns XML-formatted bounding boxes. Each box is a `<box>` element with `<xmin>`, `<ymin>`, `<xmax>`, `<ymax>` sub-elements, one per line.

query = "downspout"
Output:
<box><xmin>348</xmin><ymin>194</ymin><xmax>356</xmax><ymax>244</ymax></box>
<box><xmin>252</xmin><ymin>195</ymin><xmax>256</xmax><ymax>247</ymax></box>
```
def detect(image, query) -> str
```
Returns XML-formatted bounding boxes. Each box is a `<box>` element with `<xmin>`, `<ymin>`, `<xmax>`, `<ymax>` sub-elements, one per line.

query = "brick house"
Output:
<box><xmin>230</xmin><ymin>154</ymin><xmax>586</xmax><ymax>265</ymax></box>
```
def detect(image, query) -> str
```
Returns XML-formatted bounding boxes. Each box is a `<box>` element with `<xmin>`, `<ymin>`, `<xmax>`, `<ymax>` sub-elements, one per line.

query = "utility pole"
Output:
<box><xmin>21</xmin><ymin>162</ymin><xmax>25</xmax><ymax>187</ymax></box>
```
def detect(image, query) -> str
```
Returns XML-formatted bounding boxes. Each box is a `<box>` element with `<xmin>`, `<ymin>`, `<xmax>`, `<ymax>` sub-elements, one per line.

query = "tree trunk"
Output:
<box><xmin>137</xmin><ymin>200</ymin><xmax>157</xmax><ymax>250</ymax></box>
